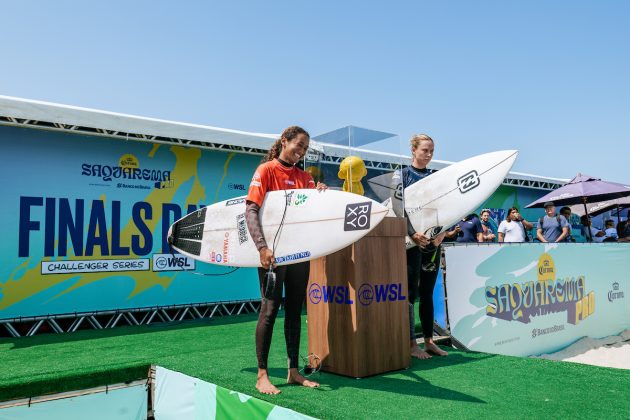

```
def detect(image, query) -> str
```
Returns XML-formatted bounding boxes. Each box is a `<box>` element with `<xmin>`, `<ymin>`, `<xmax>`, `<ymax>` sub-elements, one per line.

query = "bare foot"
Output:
<box><xmin>410</xmin><ymin>343</ymin><xmax>432</xmax><ymax>359</ymax></box>
<box><xmin>287</xmin><ymin>369</ymin><xmax>319</xmax><ymax>388</ymax></box>
<box><xmin>256</xmin><ymin>370</ymin><xmax>281</xmax><ymax>395</ymax></box>
<box><xmin>424</xmin><ymin>342</ymin><xmax>448</xmax><ymax>356</ymax></box>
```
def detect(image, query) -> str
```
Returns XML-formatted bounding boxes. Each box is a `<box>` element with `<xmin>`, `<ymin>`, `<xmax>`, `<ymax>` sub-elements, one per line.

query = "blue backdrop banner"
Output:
<box><xmin>0</xmin><ymin>125</ymin><xmax>264</xmax><ymax>319</ymax></box>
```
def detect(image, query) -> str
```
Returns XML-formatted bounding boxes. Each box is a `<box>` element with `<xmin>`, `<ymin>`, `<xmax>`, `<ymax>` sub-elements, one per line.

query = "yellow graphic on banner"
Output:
<box><xmin>485</xmin><ymin>253</ymin><xmax>595</xmax><ymax>325</ymax></box>
<box><xmin>537</xmin><ymin>253</ymin><xmax>555</xmax><ymax>282</ymax></box>
<box><xmin>2</xmin><ymin>145</ymin><xmax>209</xmax><ymax>310</ymax></box>
<box><xmin>119</xmin><ymin>154</ymin><xmax>140</xmax><ymax>168</ymax></box>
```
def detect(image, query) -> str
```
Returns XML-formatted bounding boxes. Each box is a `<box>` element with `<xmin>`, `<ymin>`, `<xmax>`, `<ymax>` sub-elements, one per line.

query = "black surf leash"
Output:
<box><xmin>263</xmin><ymin>190</ymin><xmax>290</xmax><ymax>299</ymax></box>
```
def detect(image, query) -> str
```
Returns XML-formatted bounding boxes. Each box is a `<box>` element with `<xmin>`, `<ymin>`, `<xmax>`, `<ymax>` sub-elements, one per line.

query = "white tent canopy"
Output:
<box><xmin>0</xmin><ymin>95</ymin><xmax>567</xmax><ymax>190</ymax></box>
<box><xmin>0</xmin><ymin>95</ymin><xmax>278</xmax><ymax>151</ymax></box>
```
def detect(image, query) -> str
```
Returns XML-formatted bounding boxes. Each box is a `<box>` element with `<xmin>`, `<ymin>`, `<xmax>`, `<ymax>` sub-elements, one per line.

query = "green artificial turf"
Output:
<box><xmin>0</xmin><ymin>313</ymin><xmax>628</xmax><ymax>419</ymax></box>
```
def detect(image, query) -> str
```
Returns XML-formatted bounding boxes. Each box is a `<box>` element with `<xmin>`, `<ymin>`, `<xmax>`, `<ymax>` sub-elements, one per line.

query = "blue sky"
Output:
<box><xmin>1</xmin><ymin>1</ymin><xmax>628</xmax><ymax>183</ymax></box>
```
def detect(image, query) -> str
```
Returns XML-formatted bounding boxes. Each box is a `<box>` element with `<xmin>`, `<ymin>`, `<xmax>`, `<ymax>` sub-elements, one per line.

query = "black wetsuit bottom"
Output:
<box><xmin>407</xmin><ymin>245</ymin><xmax>442</xmax><ymax>339</ymax></box>
<box><xmin>256</xmin><ymin>261</ymin><xmax>309</xmax><ymax>369</ymax></box>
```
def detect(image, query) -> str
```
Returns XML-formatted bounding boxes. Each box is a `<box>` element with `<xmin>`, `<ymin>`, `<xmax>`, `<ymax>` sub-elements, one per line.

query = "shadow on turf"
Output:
<box><xmin>241</xmin><ymin>354</ymin><xmax>489</xmax><ymax>404</ymax></box>
<box><xmin>1</xmin><ymin>313</ymin><xmax>260</xmax><ymax>350</ymax></box>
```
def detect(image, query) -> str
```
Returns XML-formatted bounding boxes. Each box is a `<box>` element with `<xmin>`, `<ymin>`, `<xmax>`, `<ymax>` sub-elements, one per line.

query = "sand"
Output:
<box><xmin>537</xmin><ymin>329</ymin><xmax>630</xmax><ymax>370</ymax></box>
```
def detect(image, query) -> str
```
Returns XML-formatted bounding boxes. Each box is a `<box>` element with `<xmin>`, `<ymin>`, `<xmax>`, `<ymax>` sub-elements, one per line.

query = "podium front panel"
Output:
<box><xmin>306</xmin><ymin>217</ymin><xmax>409</xmax><ymax>378</ymax></box>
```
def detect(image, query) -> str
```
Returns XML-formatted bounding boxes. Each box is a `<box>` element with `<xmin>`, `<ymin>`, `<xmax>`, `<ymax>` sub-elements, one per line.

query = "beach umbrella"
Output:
<box><xmin>525</xmin><ymin>174</ymin><xmax>630</xmax><ymax>241</ymax></box>
<box><xmin>568</xmin><ymin>197</ymin><xmax>630</xmax><ymax>224</ymax></box>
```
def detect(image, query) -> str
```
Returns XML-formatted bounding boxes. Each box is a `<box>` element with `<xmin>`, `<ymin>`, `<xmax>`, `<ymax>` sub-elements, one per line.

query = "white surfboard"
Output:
<box><xmin>167</xmin><ymin>189</ymin><xmax>389</xmax><ymax>267</ymax></box>
<box><xmin>367</xmin><ymin>172</ymin><xmax>399</xmax><ymax>203</ymax></box>
<box><xmin>405</xmin><ymin>150</ymin><xmax>518</xmax><ymax>242</ymax></box>
<box><xmin>370</xmin><ymin>151</ymin><xmax>518</xmax><ymax>248</ymax></box>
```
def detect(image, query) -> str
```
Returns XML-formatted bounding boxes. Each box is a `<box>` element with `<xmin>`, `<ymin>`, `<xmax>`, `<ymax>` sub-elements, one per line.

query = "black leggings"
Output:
<box><xmin>256</xmin><ymin>261</ymin><xmax>310</xmax><ymax>369</ymax></box>
<box><xmin>407</xmin><ymin>245</ymin><xmax>441</xmax><ymax>339</ymax></box>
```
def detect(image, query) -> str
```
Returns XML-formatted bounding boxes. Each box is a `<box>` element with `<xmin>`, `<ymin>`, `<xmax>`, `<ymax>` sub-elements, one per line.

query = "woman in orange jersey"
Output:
<box><xmin>245</xmin><ymin>126</ymin><xmax>326</xmax><ymax>395</ymax></box>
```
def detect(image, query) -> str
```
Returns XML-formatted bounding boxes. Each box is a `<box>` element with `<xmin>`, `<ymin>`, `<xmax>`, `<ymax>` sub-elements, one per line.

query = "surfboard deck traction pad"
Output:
<box><xmin>169</xmin><ymin>207</ymin><xmax>206</xmax><ymax>256</ymax></box>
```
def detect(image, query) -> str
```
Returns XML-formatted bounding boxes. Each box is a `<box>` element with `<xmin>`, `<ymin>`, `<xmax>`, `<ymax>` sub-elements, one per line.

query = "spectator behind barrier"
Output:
<box><xmin>618</xmin><ymin>220</ymin><xmax>630</xmax><ymax>242</ymax></box>
<box><xmin>445</xmin><ymin>214</ymin><xmax>483</xmax><ymax>243</ymax></box>
<box><xmin>498</xmin><ymin>207</ymin><xmax>533</xmax><ymax>243</ymax></box>
<box><xmin>537</xmin><ymin>202</ymin><xmax>570</xmax><ymax>243</ymax></box>
<box><xmin>479</xmin><ymin>209</ymin><xmax>497</xmax><ymax>242</ymax></box>
<box><xmin>559</xmin><ymin>206</ymin><xmax>577</xmax><ymax>242</ymax></box>
<box><xmin>580</xmin><ymin>215</ymin><xmax>605</xmax><ymax>242</ymax></box>
<box><xmin>603</xmin><ymin>219</ymin><xmax>619</xmax><ymax>242</ymax></box>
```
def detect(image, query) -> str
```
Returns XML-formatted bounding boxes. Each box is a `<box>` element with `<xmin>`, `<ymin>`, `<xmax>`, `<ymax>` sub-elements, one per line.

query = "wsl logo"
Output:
<box><xmin>608</xmin><ymin>282</ymin><xmax>624</xmax><ymax>302</ymax></box>
<box><xmin>308</xmin><ymin>282</ymin><xmax>406</xmax><ymax>306</ymax></box>
<box><xmin>358</xmin><ymin>283</ymin><xmax>406</xmax><ymax>306</ymax></box>
<box><xmin>485</xmin><ymin>253</ymin><xmax>595</xmax><ymax>325</ymax></box>
<box><xmin>152</xmin><ymin>253</ymin><xmax>195</xmax><ymax>272</ymax></box>
<box><xmin>308</xmin><ymin>283</ymin><xmax>353</xmax><ymax>305</ymax></box>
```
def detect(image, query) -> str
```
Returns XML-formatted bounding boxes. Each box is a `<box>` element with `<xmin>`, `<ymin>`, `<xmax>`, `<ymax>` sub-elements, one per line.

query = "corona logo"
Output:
<box><xmin>119</xmin><ymin>154</ymin><xmax>140</xmax><ymax>169</ymax></box>
<box><xmin>537</xmin><ymin>253</ymin><xmax>555</xmax><ymax>282</ymax></box>
<box><xmin>608</xmin><ymin>282</ymin><xmax>624</xmax><ymax>303</ymax></box>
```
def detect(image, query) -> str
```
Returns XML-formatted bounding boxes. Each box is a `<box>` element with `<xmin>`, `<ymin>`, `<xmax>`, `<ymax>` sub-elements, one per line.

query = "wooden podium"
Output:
<box><xmin>306</xmin><ymin>217</ymin><xmax>409</xmax><ymax>378</ymax></box>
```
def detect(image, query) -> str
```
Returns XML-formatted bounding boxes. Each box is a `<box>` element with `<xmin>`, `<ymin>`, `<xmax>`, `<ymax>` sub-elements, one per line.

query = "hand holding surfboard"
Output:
<box><xmin>369</xmin><ymin>150</ymin><xmax>518</xmax><ymax>248</ymax></box>
<box><xmin>168</xmin><ymin>189</ymin><xmax>389</xmax><ymax>267</ymax></box>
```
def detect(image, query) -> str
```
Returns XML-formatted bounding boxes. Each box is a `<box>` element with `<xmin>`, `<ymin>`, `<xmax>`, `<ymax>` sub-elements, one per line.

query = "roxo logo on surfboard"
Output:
<box><xmin>457</xmin><ymin>170</ymin><xmax>480</xmax><ymax>194</ymax></box>
<box><xmin>344</xmin><ymin>202</ymin><xmax>372</xmax><ymax>231</ymax></box>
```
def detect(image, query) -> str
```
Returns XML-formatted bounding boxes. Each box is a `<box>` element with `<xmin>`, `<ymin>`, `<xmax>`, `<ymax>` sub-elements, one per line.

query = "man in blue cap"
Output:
<box><xmin>536</xmin><ymin>201</ymin><xmax>570</xmax><ymax>243</ymax></box>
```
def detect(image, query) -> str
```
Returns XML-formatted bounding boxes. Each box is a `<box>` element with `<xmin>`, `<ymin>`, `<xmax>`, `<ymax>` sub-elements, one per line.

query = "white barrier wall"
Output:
<box><xmin>0</xmin><ymin>385</ymin><xmax>147</xmax><ymax>420</ymax></box>
<box><xmin>444</xmin><ymin>243</ymin><xmax>629</xmax><ymax>357</ymax></box>
<box><xmin>154</xmin><ymin>367</ymin><xmax>315</xmax><ymax>420</ymax></box>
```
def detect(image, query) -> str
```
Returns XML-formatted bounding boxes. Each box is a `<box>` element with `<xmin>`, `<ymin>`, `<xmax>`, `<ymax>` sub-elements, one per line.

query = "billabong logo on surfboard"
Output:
<box><xmin>457</xmin><ymin>170</ymin><xmax>480</xmax><ymax>194</ymax></box>
<box><xmin>344</xmin><ymin>202</ymin><xmax>372</xmax><ymax>231</ymax></box>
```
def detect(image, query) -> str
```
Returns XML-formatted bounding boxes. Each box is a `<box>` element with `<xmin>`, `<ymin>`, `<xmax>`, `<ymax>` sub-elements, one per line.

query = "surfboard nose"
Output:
<box><xmin>486</xmin><ymin>150</ymin><xmax>519</xmax><ymax>169</ymax></box>
<box><xmin>371</xmin><ymin>199</ymin><xmax>389</xmax><ymax>215</ymax></box>
<box><xmin>490</xmin><ymin>149</ymin><xmax>518</xmax><ymax>159</ymax></box>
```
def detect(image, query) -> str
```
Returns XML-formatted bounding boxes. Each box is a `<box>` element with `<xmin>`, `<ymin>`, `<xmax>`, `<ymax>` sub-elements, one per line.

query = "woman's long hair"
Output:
<box><xmin>263</xmin><ymin>126</ymin><xmax>309</xmax><ymax>163</ymax></box>
<box><xmin>506</xmin><ymin>207</ymin><xmax>519</xmax><ymax>221</ymax></box>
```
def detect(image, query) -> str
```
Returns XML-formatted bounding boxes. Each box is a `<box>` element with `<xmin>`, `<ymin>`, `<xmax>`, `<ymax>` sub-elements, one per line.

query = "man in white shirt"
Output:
<box><xmin>498</xmin><ymin>207</ymin><xmax>534</xmax><ymax>243</ymax></box>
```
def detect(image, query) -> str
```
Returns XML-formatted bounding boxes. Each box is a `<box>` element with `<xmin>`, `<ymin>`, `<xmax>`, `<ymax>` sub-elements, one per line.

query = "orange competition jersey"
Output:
<box><xmin>246</xmin><ymin>159</ymin><xmax>315</xmax><ymax>207</ymax></box>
